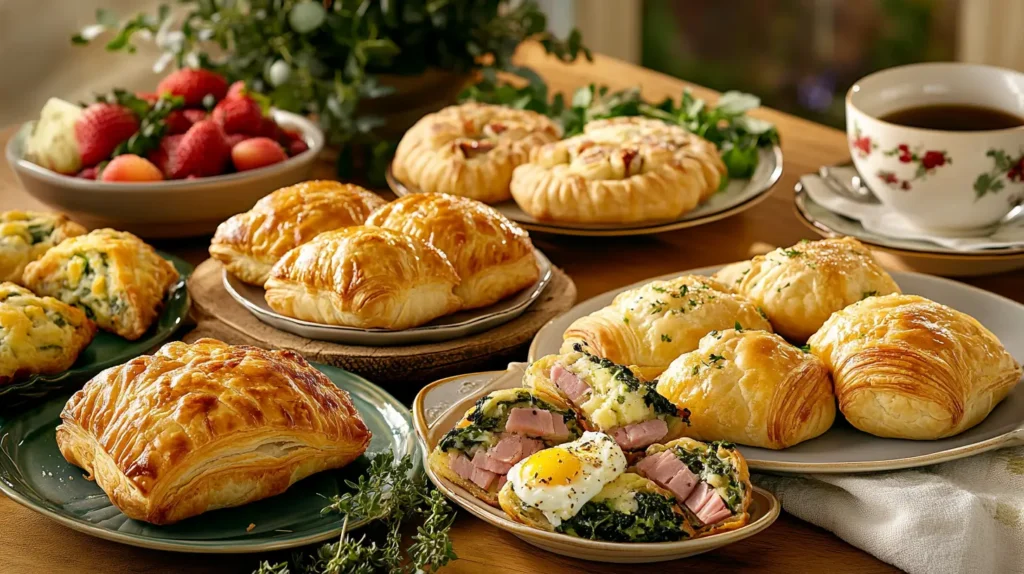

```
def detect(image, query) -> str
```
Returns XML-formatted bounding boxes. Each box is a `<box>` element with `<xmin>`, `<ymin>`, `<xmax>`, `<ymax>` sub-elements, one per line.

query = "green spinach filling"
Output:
<box><xmin>671</xmin><ymin>441</ymin><xmax>745</xmax><ymax>512</ymax></box>
<box><xmin>556</xmin><ymin>492</ymin><xmax>687</xmax><ymax>543</ymax></box>
<box><xmin>26</xmin><ymin>222</ymin><xmax>54</xmax><ymax>245</ymax></box>
<box><xmin>438</xmin><ymin>390</ymin><xmax>582</xmax><ymax>453</ymax></box>
<box><xmin>572</xmin><ymin>343</ymin><xmax>685</xmax><ymax>421</ymax></box>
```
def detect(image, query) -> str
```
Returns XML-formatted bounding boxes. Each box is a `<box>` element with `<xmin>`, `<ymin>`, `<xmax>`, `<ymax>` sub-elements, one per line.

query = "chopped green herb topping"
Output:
<box><xmin>661</xmin><ymin>334</ymin><xmax>672</xmax><ymax>343</ymax></box>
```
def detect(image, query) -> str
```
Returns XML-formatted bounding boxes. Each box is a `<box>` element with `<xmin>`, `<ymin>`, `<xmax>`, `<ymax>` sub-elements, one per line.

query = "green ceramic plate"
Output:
<box><xmin>0</xmin><ymin>362</ymin><xmax>417</xmax><ymax>553</ymax></box>
<box><xmin>0</xmin><ymin>252</ymin><xmax>192</xmax><ymax>410</ymax></box>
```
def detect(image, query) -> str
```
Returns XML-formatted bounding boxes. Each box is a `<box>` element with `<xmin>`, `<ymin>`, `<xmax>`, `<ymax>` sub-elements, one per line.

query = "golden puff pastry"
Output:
<box><xmin>0</xmin><ymin>282</ymin><xmax>96</xmax><ymax>385</ymax></box>
<box><xmin>56</xmin><ymin>338</ymin><xmax>371</xmax><ymax>524</ymax></box>
<box><xmin>561</xmin><ymin>275</ymin><xmax>772</xmax><ymax>380</ymax></box>
<box><xmin>366</xmin><ymin>193</ymin><xmax>538</xmax><ymax>309</ymax></box>
<box><xmin>264</xmin><ymin>226</ymin><xmax>462</xmax><ymax>330</ymax></box>
<box><xmin>392</xmin><ymin>103</ymin><xmax>561</xmax><ymax>203</ymax></box>
<box><xmin>808</xmin><ymin>294</ymin><xmax>1021</xmax><ymax>440</ymax></box>
<box><xmin>0</xmin><ymin>210</ymin><xmax>86</xmax><ymax>284</ymax></box>
<box><xmin>209</xmin><ymin>181</ymin><xmax>386</xmax><ymax>286</ymax></box>
<box><xmin>715</xmin><ymin>237</ymin><xmax>900</xmax><ymax>342</ymax></box>
<box><xmin>509</xmin><ymin>117</ymin><xmax>725</xmax><ymax>223</ymax></box>
<box><xmin>22</xmin><ymin>229</ymin><xmax>179</xmax><ymax>340</ymax></box>
<box><xmin>656</xmin><ymin>328</ymin><xmax>836</xmax><ymax>449</ymax></box>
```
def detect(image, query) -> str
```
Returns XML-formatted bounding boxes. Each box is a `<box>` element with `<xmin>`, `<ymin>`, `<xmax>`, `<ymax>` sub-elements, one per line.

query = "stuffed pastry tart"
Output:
<box><xmin>0</xmin><ymin>210</ymin><xmax>86</xmax><ymax>284</ymax></box>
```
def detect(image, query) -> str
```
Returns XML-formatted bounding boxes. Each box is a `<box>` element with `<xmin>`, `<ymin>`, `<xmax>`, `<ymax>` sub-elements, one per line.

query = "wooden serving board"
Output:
<box><xmin>186</xmin><ymin>259</ymin><xmax>576</xmax><ymax>393</ymax></box>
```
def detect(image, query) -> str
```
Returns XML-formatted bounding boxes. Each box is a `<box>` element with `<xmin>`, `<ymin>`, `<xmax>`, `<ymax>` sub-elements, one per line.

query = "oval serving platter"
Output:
<box><xmin>413</xmin><ymin>364</ymin><xmax>780</xmax><ymax>563</ymax></box>
<box><xmin>0</xmin><ymin>362</ymin><xmax>417</xmax><ymax>553</ymax></box>
<box><xmin>386</xmin><ymin>145</ymin><xmax>783</xmax><ymax>237</ymax></box>
<box><xmin>528</xmin><ymin>265</ymin><xmax>1024</xmax><ymax>473</ymax></box>
<box><xmin>223</xmin><ymin>249</ymin><xmax>553</xmax><ymax>345</ymax></box>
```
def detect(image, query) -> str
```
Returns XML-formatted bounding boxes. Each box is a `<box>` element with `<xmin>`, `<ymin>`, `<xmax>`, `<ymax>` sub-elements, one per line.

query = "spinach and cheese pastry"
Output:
<box><xmin>366</xmin><ymin>193</ymin><xmax>538</xmax><ymax>309</ymax></box>
<box><xmin>22</xmin><ymin>229</ymin><xmax>179</xmax><ymax>340</ymax></box>
<box><xmin>429</xmin><ymin>388</ymin><xmax>585</xmax><ymax>506</ymax></box>
<box><xmin>0</xmin><ymin>282</ymin><xmax>96</xmax><ymax>385</ymax></box>
<box><xmin>524</xmin><ymin>346</ymin><xmax>687</xmax><ymax>453</ymax></box>
<box><xmin>498</xmin><ymin>432</ymin><xmax>697</xmax><ymax>542</ymax></box>
<box><xmin>714</xmin><ymin>237</ymin><xmax>901</xmax><ymax>341</ymax></box>
<box><xmin>264</xmin><ymin>226</ymin><xmax>462</xmax><ymax>330</ymax></box>
<box><xmin>561</xmin><ymin>275</ymin><xmax>772</xmax><ymax>380</ymax></box>
<box><xmin>809</xmin><ymin>294</ymin><xmax>1022</xmax><ymax>440</ymax></box>
<box><xmin>56</xmin><ymin>338</ymin><xmax>371</xmax><ymax>525</ymax></box>
<box><xmin>636</xmin><ymin>438</ymin><xmax>752</xmax><ymax>535</ymax></box>
<box><xmin>657</xmin><ymin>328</ymin><xmax>835</xmax><ymax>449</ymax></box>
<box><xmin>0</xmin><ymin>210</ymin><xmax>86</xmax><ymax>283</ymax></box>
<box><xmin>392</xmin><ymin>103</ymin><xmax>561</xmax><ymax>203</ymax></box>
<box><xmin>209</xmin><ymin>181</ymin><xmax>386</xmax><ymax>286</ymax></box>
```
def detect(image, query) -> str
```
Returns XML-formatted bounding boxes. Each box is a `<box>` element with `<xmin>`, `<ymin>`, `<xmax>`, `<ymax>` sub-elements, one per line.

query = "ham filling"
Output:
<box><xmin>448</xmin><ymin>433</ymin><xmax>545</xmax><ymax>491</ymax></box>
<box><xmin>636</xmin><ymin>450</ymin><xmax>734</xmax><ymax>526</ymax></box>
<box><xmin>551</xmin><ymin>364</ymin><xmax>591</xmax><ymax>403</ymax></box>
<box><xmin>505</xmin><ymin>407</ymin><xmax>572</xmax><ymax>440</ymax></box>
<box><xmin>609</xmin><ymin>419</ymin><xmax>669</xmax><ymax>450</ymax></box>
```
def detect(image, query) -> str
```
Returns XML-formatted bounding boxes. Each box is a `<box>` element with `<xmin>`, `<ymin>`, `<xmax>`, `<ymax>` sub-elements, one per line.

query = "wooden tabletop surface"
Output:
<box><xmin>2</xmin><ymin>43</ymin><xmax>992</xmax><ymax>573</ymax></box>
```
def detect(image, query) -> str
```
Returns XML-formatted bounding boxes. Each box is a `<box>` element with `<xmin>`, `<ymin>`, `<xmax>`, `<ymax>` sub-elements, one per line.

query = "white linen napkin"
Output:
<box><xmin>753</xmin><ymin>447</ymin><xmax>1024</xmax><ymax>574</ymax></box>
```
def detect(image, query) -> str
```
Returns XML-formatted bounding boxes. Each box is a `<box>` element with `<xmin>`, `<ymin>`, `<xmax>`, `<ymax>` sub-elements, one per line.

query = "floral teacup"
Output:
<box><xmin>847</xmin><ymin>62</ymin><xmax>1024</xmax><ymax>234</ymax></box>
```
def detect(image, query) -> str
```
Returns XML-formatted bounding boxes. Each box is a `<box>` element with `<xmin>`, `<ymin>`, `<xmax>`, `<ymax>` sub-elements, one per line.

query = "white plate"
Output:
<box><xmin>387</xmin><ymin>146</ymin><xmax>783</xmax><ymax>237</ymax></box>
<box><xmin>222</xmin><ymin>250</ymin><xmax>552</xmax><ymax>346</ymax></box>
<box><xmin>528</xmin><ymin>265</ymin><xmax>1024</xmax><ymax>473</ymax></box>
<box><xmin>412</xmin><ymin>365</ymin><xmax>780</xmax><ymax>563</ymax></box>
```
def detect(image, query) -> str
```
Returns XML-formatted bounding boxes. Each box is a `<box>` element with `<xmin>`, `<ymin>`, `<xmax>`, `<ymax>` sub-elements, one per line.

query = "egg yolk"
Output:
<box><xmin>520</xmin><ymin>448</ymin><xmax>582</xmax><ymax>486</ymax></box>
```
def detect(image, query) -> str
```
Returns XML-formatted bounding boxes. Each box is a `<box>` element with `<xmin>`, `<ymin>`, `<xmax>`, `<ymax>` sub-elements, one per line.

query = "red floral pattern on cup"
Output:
<box><xmin>974</xmin><ymin>150</ymin><xmax>1024</xmax><ymax>199</ymax></box>
<box><xmin>850</xmin><ymin>122</ymin><xmax>876</xmax><ymax>158</ymax></box>
<box><xmin>875</xmin><ymin>144</ymin><xmax>952</xmax><ymax>191</ymax></box>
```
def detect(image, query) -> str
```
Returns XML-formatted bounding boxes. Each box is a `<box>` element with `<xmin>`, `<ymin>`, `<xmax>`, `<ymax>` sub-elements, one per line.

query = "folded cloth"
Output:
<box><xmin>753</xmin><ymin>447</ymin><xmax>1024</xmax><ymax>574</ymax></box>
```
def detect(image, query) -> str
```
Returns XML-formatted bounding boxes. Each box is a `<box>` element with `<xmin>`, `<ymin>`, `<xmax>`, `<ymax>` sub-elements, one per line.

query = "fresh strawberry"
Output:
<box><xmin>226</xmin><ymin>80</ymin><xmax>247</xmax><ymax>100</ymax></box>
<box><xmin>157</xmin><ymin>68</ymin><xmax>228</xmax><ymax>107</ymax></box>
<box><xmin>147</xmin><ymin>134</ymin><xmax>184</xmax><ymax>176</ymax></box>
<box><xmin>224</xmin><ymin>133</ymin><xmax>249</xmax><ymax>149</ymax></box>
<box><xmin>287</xmin><ymin>138</ymin><xmax>309</xmax><ymax>156</ymax></box>
<box><xmin>136</xmin><ymin>92</ymin><xmax>159</xmax><ymax>105</ymax></box>
<box><xmin>231</xmin><ymin>137</ymin><xmax>287</xmax><ymax>172</ymax></box>
<box><xmin>183</xmin><ymin>109</ymin><xmax>207</xmax><ymax>123</ymax></box>
<box><xmin>75</xmin><ymin>103</ymin><xmax>140</xmax><ymax>167</ymax></box>
<box><xmin>76</xmin><ymin>166</ymin><xmax>99</xmax><ymax>180</ymax></box>
<box><xmin>168</xmin><ymin>120</ymin><xmax>230</xmax><ymax>179</ymax></box>
<box><xmin>101</xmin><ymin>154</ymin><xmax>164</xmax><ymax>182</ymax></box>
<box><xmin>165</xmin><ymin>109</ymin><xmax>209</xmax><ymax>135</ymax></box>
<box><xmin>259</xmin><ymin>117</ymin><xmax>283</xmax><ymax>141</ymax></box>
<box><xmin>212</xmin><ymin>96</ymin><xmax>263</xmax><ymax>135</ymax></box>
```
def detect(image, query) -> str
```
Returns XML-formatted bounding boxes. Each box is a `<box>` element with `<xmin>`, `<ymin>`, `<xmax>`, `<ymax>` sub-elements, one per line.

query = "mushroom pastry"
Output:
<box><xmin>808</xmin><ymin>294</ymin><xmax>1022</xmax><ymax>440</ymax></box>
<box><xmin>656</xmin><ymin>328</ymin><xmax>835</xmax><ymax>449</ymax></box>
<box><xmin>561</xmin><ymin>275</ymin><xmax>772</xmax><ymax>380</ymax></box>
<box><xmin>0</xmin><ymin>282</ymin><xmax>96</xmax><ymax>385</ymax></box>
<box><xmin>714</xmin><ymin>237</ymin><xmax>900</xmax><ymax>341</ymax></box>
<box><xmin>0</xmin><ymin>210</ymin><xmax>86</xmax><ymax>284</ymax></box>
<box><xmin>509</xmin><ymin>117</ymin><xmax>725</xmax><ymax>223</ymax></box>
<box><xmin>209</xmin><ymin>181</ymin><xmax>386</xmax><ymax>286</ymax></box>
<box><xmin>366</xmin><ymin>193</ymin><xmax>538</xmax><ymax>309</ymax></box>
<box><xmin>264</xmin><ymin>226</ymin><xmax>461</xmax><ymax>330</ymax></box>
<box><xmin>22</xmin><ymin>229</ymin><xmax>179</xmax><ymax>340</ymax></box>
<box><xmin>392</xmin><ymin>103</ymin><xmax>561</xmax><ymax>203</ymax></box>
<box><xmin>56</xmin><ymin>339</ymin><xmax>371</xmax><ymax>525</ymax></box>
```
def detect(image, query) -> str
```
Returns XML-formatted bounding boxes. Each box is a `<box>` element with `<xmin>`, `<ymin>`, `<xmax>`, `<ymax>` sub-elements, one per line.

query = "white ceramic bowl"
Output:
<box><xmin>846</xmin><ymin>62</ymin><xmax>1024</xmax><ymax>234</ymax></box>
<box><xmin>5</xmin><ymin>109</ymin><xmax>325</xmax><ymax>239</ymax></box>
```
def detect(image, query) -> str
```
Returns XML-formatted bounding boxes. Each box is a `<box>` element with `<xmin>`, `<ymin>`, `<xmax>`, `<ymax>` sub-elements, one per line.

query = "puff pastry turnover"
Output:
<box><xmin>22</xmin><ymin>229</ymin><xmax>179</xmax><ymax>340</ymax></box>
<box><xmin>56</xmin><ymin>338</ymin><xmax>371</xmax><ymax>524</ymax></box>
<box><xmin>0</xmin><ymin>282</ymin><xmax>96</xmax><ymax>385</ymax></box>
<box><xmin>366</xmin><ymin>193</ymin><xmax>538</xmax><ymax>309</ymax></box>
<box><xmin>392</xmin><ymin>103</ymin><xmax>561</xmax><ymax>203</ymax></box>
<box><xmin>0</xmin><ymin>210</ymin><xmax>86</xmax><ymax>283</ymax></box>
<box><xmin>656</xmin><ymin>328</ymin><xmax>836</xmax><ymax>449</ymax></box>
<box><xmin>808</xmin><ymin>294</ymin><xmax>1021</xmax><ymax>440</ymax></box>
<box><xmin>209</xmin><ymin>181</ymin><xmax>386</xmax><ymax>286</ymax></box>
<box><xmin>714</xmin><ymin>237</ymin><xmax>900</xmax><ymax>341</ymax></box>
<box><xmin>264</xmin><ymin>226</ymin><xmax>462</xmax><ymax>330</ymax></box>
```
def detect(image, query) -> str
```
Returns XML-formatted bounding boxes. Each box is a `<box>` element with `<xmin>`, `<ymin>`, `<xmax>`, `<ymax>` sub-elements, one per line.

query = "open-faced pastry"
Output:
<box><xmin>264</xmin><ymin>226</ymin><xmax>462</xmax><ymax>330</ymax></box>
<box><xmin>209</xmin><ymin>181</ymin><xmax>386</xmax><ymax>286</ymax></box>
<box><xmin>428</xmin><ymin>388</ymin><xmax>585</xmax><ymax>506</ymax></box>
<box><xmin>392</xmin><ymin>103</ymin><xmax>561</xmax><ymax>203</ymax></box>
<box><xmin>0</xmin><ymin>210</ymin><xmax>86</xmax><ymax>283</ymax></box>
<box><xmin>510</xmin><ymin>117</ymin><xmax>725</xmax><ymax>223</ymax></box>
<box><xmin>366</xmin><ymin>193</ymin><xmax>538</xmax><ymax>309</ymax></box>
<box><xmin>808</xmin><ymin>293</ymin><xmax>1022</xmax><ymax>440</ymax></box>
<box><xmin>561</xmin><ymin>275</ymin><xmax>772</xmax><ymax>380</ymax></box>
<box><xmin>714</xmin><ymin>237</ymin><xmax>900</xmax><ymax>341</ymax></box>
<box><xmin>0</xmin><ymin>282</ymin><xmax>96</xmax><ymax>385</ymax></box>
<box><xmin>22</xmin><ymin>229</ymin><xmax>179</xmax><ymax>340</ymax></box>
<box><xmin>56</xmin><ymin>338</ymin><xmax>371</xmax><ymax>525</ymax></box>
<box><xmin>656</xmin><ymin>328</ymin><xmax>835</xmax><ymax>449</ymax></box>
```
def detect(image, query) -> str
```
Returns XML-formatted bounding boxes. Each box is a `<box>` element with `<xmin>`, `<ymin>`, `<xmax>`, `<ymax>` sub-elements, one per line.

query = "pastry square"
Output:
<box><xmin>0</xmin><ymin>210</ymin><xmax>86</xmax><ymax>283</ymax></box>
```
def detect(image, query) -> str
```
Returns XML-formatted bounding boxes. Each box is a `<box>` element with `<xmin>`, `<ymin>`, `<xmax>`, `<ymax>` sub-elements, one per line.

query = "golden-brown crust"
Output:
<box><xmin>366</xmin><ymin>193</ymin><xmax>538</xmax><ymax>309</ymax></box>
<box><xmin>0</xmin><ymin>210</ymin><xmax>87</xmax><ymax>284</ymax></box>
<box><xmin>808</xmin><ymin>293</ymin><xmax>1022</xmax><ymax>440</ymax></box>
<box><xmin>55</xmin><ymin>338</ymin><xmax>371</xmax><ymax>524</ymax></box>
<box><xmin>209</xmin><ymin>181</ymin><xmax>386</xmax><ymax>286</ymax></box>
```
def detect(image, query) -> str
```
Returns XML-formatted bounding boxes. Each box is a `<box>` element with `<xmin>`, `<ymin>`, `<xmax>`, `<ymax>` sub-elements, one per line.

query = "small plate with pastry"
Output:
<box><xmin>413</xmin><ymin>364</ymin><xmax>780</xmax><ymax>563</ymax></box>
<box><xmin>0</xmin><ymin>338</ymin><xmax>416</xmax><ymax>553</ymax></box>
<box><xmin>529</xmin><ymin>237</ymin><xmax>1024</xmax><ymax>472</ymax></box>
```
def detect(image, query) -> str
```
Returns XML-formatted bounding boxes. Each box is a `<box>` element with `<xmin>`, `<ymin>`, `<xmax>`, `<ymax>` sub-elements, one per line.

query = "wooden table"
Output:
<box><xmin>0</xmin><ymin>44</ymin><xmax>966</xmax><ymax>573</ymax></box>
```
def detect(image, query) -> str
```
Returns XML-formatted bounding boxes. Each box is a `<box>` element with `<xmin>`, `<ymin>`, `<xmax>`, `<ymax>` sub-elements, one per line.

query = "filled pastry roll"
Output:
<box><xmin>56</xmin><ymin>338</ymin><xmax>371</xmax><ymax>525</ymax></box>
<box><xmin>809</xmin><ymin>293</ymin><xmax>1022</xmax><ymax>440</ymax></box>
<box><xmin>656</xmin><ymin>328</ymin><xmax>836</xmax><ymax>449</ymax></box>
<box><xmin>429</xmin><ymin>388</ymin><xmax>585</xmax><ymax>506</ymax></box>
<box><xmin>0</xmin><ymin>210</ymin><xmax>86</xmax><ymax>284</ymax></box>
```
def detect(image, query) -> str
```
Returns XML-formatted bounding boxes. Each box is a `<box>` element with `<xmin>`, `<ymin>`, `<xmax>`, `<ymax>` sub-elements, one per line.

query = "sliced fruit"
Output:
<box><xmin>75</xmin><ymin>103</ymin><xmax>140</xmax><ymax>167</ymax></box>
<box><xmin>157</xmin><ymin>68</ymin><xmax>228</xmax><ymax>107</ymax></box>
<box><xmin>23</xmin><ymin>97</ymin><xmax>84</xmax><ymax>174</ymax></box>
<box><xmin>168</xmin><ymin>120</ymin><xmax>230</xmax><ymax>178</ymax></box>
<box><xmin>101</xmin><ymin>154</ymin><xmax>164</xmax><ymax>182</ymax></box>
<box><xmin>231</xmin><ymin>137</ymin><xmax>287</xmax><ymax>172</ymax></box>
